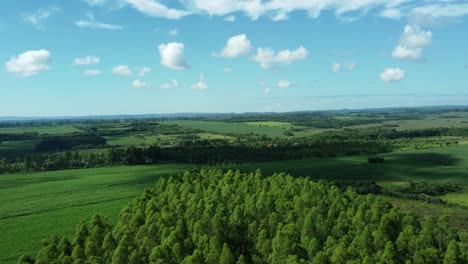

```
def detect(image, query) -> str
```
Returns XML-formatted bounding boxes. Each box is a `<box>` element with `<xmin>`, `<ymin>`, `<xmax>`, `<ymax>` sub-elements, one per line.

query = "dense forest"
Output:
<box><xmin>20</xmin><ymin>169</ymin><xmax>467</xmax><ymax>264</ymax></box>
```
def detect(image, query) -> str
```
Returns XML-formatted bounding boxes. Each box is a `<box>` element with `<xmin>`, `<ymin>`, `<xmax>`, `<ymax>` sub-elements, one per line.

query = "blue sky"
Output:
<box><xmin>1</xmin><ymin>0</ymin><xmax>468</xmax><ymax>116</ymax></box>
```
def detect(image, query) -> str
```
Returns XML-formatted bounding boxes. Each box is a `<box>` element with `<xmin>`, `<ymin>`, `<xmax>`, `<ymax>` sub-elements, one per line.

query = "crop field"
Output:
<box><xmin>164</xmin><ymin>120</ymin><xmax>289</xmax><ymax>137</ymax></box>
<box><xmin>0</xmin><ymin>125</ymin><xmax>81</xmax><ymax>135</ymax></box>
<box><xmin>0</xmin><ymin>164</ymin><xmax>188</xmax><ymax>264</ymax></box>
<box><xmin>2</xmin><ymin>143</ymin><xmax>468</xmax><ymax>263</ymax></box>
<box><xmin>349</xmin><ymin>114</ymin><xmax>468</xmax><ymax>130</ymax></box>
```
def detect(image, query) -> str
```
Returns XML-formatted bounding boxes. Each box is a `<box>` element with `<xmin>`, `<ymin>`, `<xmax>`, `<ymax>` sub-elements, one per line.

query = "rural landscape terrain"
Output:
<box><xmin>3</xmin><ymin>0</ymin><xmax>468</xmax><ymax>263</ymax></box>
<box><xmin>1</xmin><ymin>107</ymin><xmax>468</xmax><ymax>263</ymax></box>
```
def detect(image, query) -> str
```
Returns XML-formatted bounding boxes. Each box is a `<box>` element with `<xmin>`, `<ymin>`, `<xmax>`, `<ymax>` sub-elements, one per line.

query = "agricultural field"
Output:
<box><xmin>0</xmin><ymin>164</ymin><xmax>188</xmax><ymax>264</ymax></box>
<box><xmin>164</xmin><ymin>120</ymin><xmax>290</xmax><ymax>137</ymax></box>
<box><xmin>2</xmin><ymin>108</ymin><xmax>468</xmax><ymax>263</ymax></box>
<box><xmin>1</xmin><ymin>143</ymin><xmax>468</xmax><ymax>263</ymax></box>
<box><xmin>0</xmin><ymin>125</ymin><xmax>81</xmax><ymax>135</ymax></box>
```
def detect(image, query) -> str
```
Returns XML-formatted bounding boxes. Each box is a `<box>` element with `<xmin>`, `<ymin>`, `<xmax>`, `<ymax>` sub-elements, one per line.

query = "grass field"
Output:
<box><xmin>0</xmin><ymin>125</ymin><xmax>81</xmax><ymax>135</ymax></box>
<box><xmin>0</xmin><ymin>164</ymin><xmax>188</xmax><ymax>264</ymax></box>
<box><xmin>2</xmin><ymin>144</ymin><xmax>468</xmax><ymax>263</ymax></box>
<box><xmin>164</xmin><ymin>120</ymin><xmax>289</xmax><ymax>137</ymax></box>
<box><xmin>349</xmin><ymin>114</ymin><xmax>468</xmax><ymax>130</ymax></box>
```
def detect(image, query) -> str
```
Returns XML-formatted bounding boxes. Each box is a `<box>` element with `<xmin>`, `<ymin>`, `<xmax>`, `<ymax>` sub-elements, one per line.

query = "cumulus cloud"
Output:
<box><xmin>132</xmin><ymin>79</ymin><xmax>150</xmax><ymax>88</ymax></box>
<box><xmin>112</xmin><ymin>65</ymin><xmax>133</xmax><ymax>76</ymax></box>
<box><xmin>126</xmin><ymin>0</ymin><xmax>190</xmax><ymax>19</ymax></box>
<box><xmin>160</xmin><ymin>79</ymin><xmax>179</xmax><ymax>89</ymax></box>
<box><xmin>380</xmin><ymin>68</ymin><xmax>406</xmax><ymax>83</ymax></box>
<box><xmin>5</xmin><ymin>49</ymin><xmax>51</xmax><ymax>77</ymax></box>
<box><xmin>168</xmin><ymin>28</ymin><xmax>178</xmax><ymax>36</ymax></box>
<box><xmin>252</xmin><ymin>46</ymin><xmax>308</xmax><ymax>69</ymax></box>
<box><xmin>399</xmin><ymin>25</ymin><xmax>432</xmax><ymax>48</ymax></box>
<box><xmin>73</xmin><ymin>56</ymin><xmax>100</xmax><ymax>66</ymax></box>
<box><xmin>75</xmin><ymin>13</ymin><xmax>122</xmax><ymax>30</ymax></box>
<box><xmin>263</xmin><ymin>87</ymin><xmax>271</xmax><ymax>94</ymax></box>
<box><xmin>159</xmin><ymin>42</ymin><xmax>189</xmax><ymax>70</ymax></box>
<box><xmin>23</xmin><ymin>7</ymin><xmax>59</xmax><ymax>29</ymax></box>
<box><xmin>332</xmin><ymin>62</ymin><xmax>357</xmax><ymax>73</ymax></box>
<box><xmin>191</xmin><ymin>73</ymin><xmax>208</xmax><ymax>90</ymax></box>
<box><xmin>217</xmin><ymin>34</ymin><xmax>251</xmax><ymax>58</ymax></box>
<box><xmin>277</xmin><ymin>80</ymin><xmax>295</xmax><ymax>88</ymax></box>
<box><xmin>224</xmin><ymin>15</ymin><xmax>236</xmax><ymax>22</ymax></box>
<box><xmin>392</xmin><ymin>46</ymin><xmax>422</xmax><ymax>60</ymax></box>
<box><xmin>138</xmin><ymin>67</ymin><xmax>151</xmax><ymax>77</ymax></box>
<box><xmin>83</xmin><ymin>69</ymin><xmax>101</xmax><ymax>76</ymax></box>
<box><xmin>392</xmin><ymin>25</ymin><xmax>432</xmax><ymax>60</ymax></box>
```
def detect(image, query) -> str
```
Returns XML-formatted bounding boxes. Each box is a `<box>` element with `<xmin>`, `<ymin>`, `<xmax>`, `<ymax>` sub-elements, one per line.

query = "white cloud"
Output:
<box><xmin>277</xmin><ymin>80</ymin><xmax>295</xmax><ymax>88</ymax></box>
<box><xmin>271</xmin><ymin>11</ymin><xmax>288</xmax><ymax>21</ymax></box>
<box><xmin>178</xmin><ymin>0</ymin><xmax>431</xmax><ymax>22</ymax></box>
<box><xmin>75</xmin><ymin>13</ymin><xmax>122</xmax><ymax>30</ymax></box>
<box><xmin>23</xmin><ymin>7</ymin><xmax>59</xmax><ymax>29</ymax></box>
<box><xmin>126</xmin><ymin>0</ymin><xmax>191</xmax><ymax>19</ymax></box>
<box><xmin>399</xmin><ymin>25</ymin><xmax>432</xmax><ymax>48</ymax></box>
<box><xmin>160</xmin><ymin>79</ymin><xmax>179</xmax><ymax>89</ymax></box>
<box><xmin>392</xmin><ymin>45</ymin><xmax>422</xmax><ymax>60</ymax></box>
<box><xmin>252</xmin><ymin>46</ymin><xmax>308</xmax><ymax>69</ymax></box>
<box><xmin>83</xmin><ymin>0</ymin><xmax>106</xmax><ymax>6</ymax></box>
<box><xmin>259</xmin><ymin>81</ymin><xmax>266</xmax><ymax>86</ymax></box>
<box><xmin>224</xmin><ymin>15</ymin><xmax>236</xmax><ymax>22</ymax></box>
<box><xmin>380</xmin><ymin>68</ymin><xmax>406</xmax><ymax>83</ymax></box>
<box><xmin>332</xmin><ymin>62</ymin><xmax>341</xmax><ymax>73</ymax></box>
<box><xmin>392</xmin><ymin>24</ymin><xmax>431</xmax><ymax>60</ymax></box>
<box><xmin>263</xmin><ymin>87</ymin><xmax>271</xmax><ymax>94</ymax></box>
<box><xmin>5</xmin><ymin>49</ymin><xmax>51</xmax><ymax>77</ymax></box>
<box><xmin>379</xmin><ymin>8</ymin><xmax>402</xmax><ymax>20</ymax></box>
<box><xmin>332</xmin><ymin>62</ymin><xmax>357</xmax><ymax>72</ymax></box>
<box><xmin>218</xmin><ymin>34</ymin><xmax>251</xmax><ymax>58</ymax></box>
<box><xmin>168</xmin><ymin>28</ymin><xmax>178</xmax><ymax>36</ymax></box>
<box><xmin>83</xmin><ymin>69</ymin><xmax>101</xmax><ymax>76</ymax></box>
<box><xmin>73</xmin><ymin>56</ymin><xmax>100</xmax><ymax>66</ymax></box>
<box><xmin>224</xmin><ymin>67</ymin><xmax>233</xmax><ymax>72</ymax></box>
<box><xmin>159</xmin><ymin>42</ymin><xmax>189</xmax><ymax>70</ymax></box>
<box><xmin>132</xmin><ymin>79</ymin><xmax>150</xmax><ymax>88</ymax></box>
<box><xmin>191</xmin><ymin>73</ymin><xmax>208</xmax><ymax>90</ymax></box>
<box><xmin>138</xmin><ymin>67</ymin><xmax>151</xmax><ymax>77</ymax></box>
<box><xmin>412</xmin><ymin>3</ymin><xmax>468</xmax><ymax>18</ymax></box>
<box><xmin>112</xmin><ymin>65</ymin><xmax>133</xmax><ymax>76</ymax></box>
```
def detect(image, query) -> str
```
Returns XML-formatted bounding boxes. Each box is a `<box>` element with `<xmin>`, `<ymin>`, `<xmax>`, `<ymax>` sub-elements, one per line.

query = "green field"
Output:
<box><xmin>0</xmin><ymin>125</ymin><xmax>81</xmax><ymax>135</ymax></box>
<box><xmin>0</xmin><ymin>164</ymin><xmax>188</xmax><ymax>264</ymax></box>
<box><xmin>2</xmin><ymin>144</ymin><xmax>468</xmax><ymax>263</ymax></box>
<box><xmin>164</xmin><ymin>120</ymin><xmax>289</xmax><ymax>137</ymax></box>
<box><xmin>350</xmin><ymin>114</ymin><xmax>468</xmax><ymax>130</ymax></box>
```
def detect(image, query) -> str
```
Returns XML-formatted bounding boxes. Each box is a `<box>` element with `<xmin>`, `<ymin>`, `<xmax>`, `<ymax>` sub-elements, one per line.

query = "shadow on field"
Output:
<box><xmin>0</xmin><ymin>176</ymin><xmax>79</xmax><ymax>191</ymax></box>
<box><xmin>233</xmin><ymin>152</ymin><xmax>467</xmax><ymax>185</ymax></box>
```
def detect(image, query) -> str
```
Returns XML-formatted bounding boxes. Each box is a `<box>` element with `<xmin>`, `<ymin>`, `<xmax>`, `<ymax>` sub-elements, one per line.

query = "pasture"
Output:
<box><xmin>1</xmin><ymin>144</ymin><xmax>468</xmax><ymax>263</ymax></box>
<box><xmin>0</xmin><ymin>164</ymin><xmax>188</xmax><ymax>264</ymax></box>
<box><xmin>0</xmin><ymin>125</ymin><xmax>81</xmax><ymax>135</ymax></box>
<box><xmin>164</xmin><ymin>120</ymin><xmax>289</xmax><ymax>137</ymax></box>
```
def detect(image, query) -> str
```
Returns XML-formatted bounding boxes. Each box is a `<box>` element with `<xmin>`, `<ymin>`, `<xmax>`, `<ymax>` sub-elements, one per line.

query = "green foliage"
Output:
<box><xmin>22</xmin><ymin>169</ymin><xmax>467</xmax><ymax>264</ymax></box>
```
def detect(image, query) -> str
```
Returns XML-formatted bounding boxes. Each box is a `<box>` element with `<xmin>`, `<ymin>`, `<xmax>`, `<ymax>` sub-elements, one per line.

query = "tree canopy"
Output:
<box><xmin>20</xmin><ymin>169</ymin><xmax>468</xmax><ymax>264</ymax></box>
